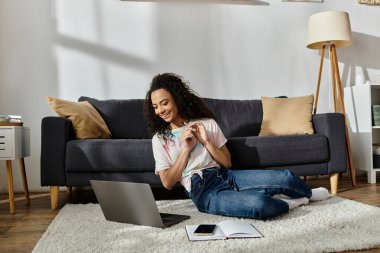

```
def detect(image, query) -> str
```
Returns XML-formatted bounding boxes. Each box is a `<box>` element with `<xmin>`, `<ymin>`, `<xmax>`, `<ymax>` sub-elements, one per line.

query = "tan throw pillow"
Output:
<box><xmin>47</xmin><ymin>96</ymin><xmax>112</xmax><ymax>139</ymax></box>
<box><xmin>259</xmin><ymin>95</ymin><xmax>314</xmax><ymax>136</ymax></box>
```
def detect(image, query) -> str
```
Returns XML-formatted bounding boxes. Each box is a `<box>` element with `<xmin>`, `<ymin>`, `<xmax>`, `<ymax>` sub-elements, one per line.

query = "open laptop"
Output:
<box><xmin>90</xmin><ymin>180</ymin><xmax>190</xmax><ymax>228</ymax></box>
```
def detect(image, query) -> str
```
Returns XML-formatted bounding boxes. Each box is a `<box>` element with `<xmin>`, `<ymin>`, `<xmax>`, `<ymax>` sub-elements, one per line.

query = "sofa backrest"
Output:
<box><xmin>202</xmin><ymin>98</ymin><xmax>263</xmax><ymax>138</ymax></box>
<box><xmin>79</xmin><ymin>97</ymin><xmax>150</xmax><ymax>139</ymax></box>
<box><xmin>79</xmin><ymin>97</ymin><xmax>263</xmax><ymax>139</ymax></box>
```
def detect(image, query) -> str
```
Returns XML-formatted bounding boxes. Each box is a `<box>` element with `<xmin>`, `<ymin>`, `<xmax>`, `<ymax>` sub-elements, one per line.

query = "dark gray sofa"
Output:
<box><xmin>41</xmin><ymin>96</ymin><xmax>347</xmax><ymax>209</ymax></box>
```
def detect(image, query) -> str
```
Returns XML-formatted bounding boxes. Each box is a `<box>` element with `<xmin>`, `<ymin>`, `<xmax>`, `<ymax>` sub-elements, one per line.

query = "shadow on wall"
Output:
<box><xmin>343</xmin><ymin>33</ymin><xmax>380</xmax><ymax>138</ymax></box>
<box><xmin>339</xmin><ymin>32</ymin><xmax>380</xmax><ymax>86</ymax></box>
<box><xmin>316</xmin><ymin>32</ymin><xmax>380</xmax><ymax>87</ymax></box>
<box><xmin>51</xmin><ymin>0</ymin><xmax>159</xmax><ymax>99</ymax></box>
<box><xmin>55</xmin><ymin>34</ymin><xmax>153</xmax><ymax>72</ymax></box>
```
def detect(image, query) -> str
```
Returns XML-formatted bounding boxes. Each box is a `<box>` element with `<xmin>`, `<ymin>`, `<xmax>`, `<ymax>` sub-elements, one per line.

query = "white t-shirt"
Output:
<box><xmin>152</xmin><ymin>118</ymin><xmax>227</xmax><ymax>192</ymax></box>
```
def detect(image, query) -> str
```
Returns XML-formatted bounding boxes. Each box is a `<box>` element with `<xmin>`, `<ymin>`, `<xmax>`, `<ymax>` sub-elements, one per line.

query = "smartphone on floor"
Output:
<box><xmin>193</xmin><ymin>224</ymin><xmax>216</xmax><ymax>236</ymax></box>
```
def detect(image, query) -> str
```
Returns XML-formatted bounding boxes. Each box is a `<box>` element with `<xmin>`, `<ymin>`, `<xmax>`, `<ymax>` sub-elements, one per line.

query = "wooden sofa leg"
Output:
<box><xmin>50</xmin><ymin>186</ymin><xmax>59</xmax><ymax>209</ymax></box>
<box><xmin>330</xmin><ymin>173</ymin><xmax>339</xmax><ymax>195</ymax></box>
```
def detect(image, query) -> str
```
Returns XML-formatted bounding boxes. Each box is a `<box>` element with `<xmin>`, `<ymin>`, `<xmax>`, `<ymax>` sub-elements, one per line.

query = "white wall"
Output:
<box><xmin>0</xmin><ymin>0</ymin><xmax>379</xmax><ymax>193</ymax></box>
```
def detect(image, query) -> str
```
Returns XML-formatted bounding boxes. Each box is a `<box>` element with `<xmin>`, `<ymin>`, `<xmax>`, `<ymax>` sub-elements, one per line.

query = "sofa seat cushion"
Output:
<box><xmin>226</xmin><ymin>134</ymin><xmax>329</xmax><ymax>168</ymax></box>
<box><xmin>66</xmin><ymin>139</ymin><xmax>155</xmax><ymax>173</ymax></box>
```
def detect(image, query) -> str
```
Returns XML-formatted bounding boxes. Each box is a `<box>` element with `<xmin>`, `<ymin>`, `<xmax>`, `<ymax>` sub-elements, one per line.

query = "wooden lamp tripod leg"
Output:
<box><xmin>330</xmin><ymin>46</ymin><xmax>338</xmax><ymax>112</ymax></box>
<box><xmin>313</xmin><ymin>46</ymin><xmax>326</xmax><ymax>114</ymax></box>
<box><xmin>331</xmin><ymin>45</ymin><xmax>357</xmax><ymax>187</ymax></box>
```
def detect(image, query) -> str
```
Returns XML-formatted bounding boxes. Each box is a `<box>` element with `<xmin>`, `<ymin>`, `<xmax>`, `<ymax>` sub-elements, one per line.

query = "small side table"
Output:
<box><xmin>0</xmin><ymin>124</ymin><xmax>30</xmax><ymax>214</ymax></box>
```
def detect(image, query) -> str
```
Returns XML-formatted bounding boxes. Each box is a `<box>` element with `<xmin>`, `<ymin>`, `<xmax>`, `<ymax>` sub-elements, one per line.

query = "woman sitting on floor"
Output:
<box><xmin>144</xmin><ymin>72</ymin><xmax>329</xmax><ymax>220</ymax></box>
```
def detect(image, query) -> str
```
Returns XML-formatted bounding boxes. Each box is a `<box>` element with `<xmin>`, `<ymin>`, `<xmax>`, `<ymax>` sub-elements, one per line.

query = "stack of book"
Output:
<box><xmin>0</xmin><ymin>115</ymin><xmax>23</xmax><ymax>125</ymax></box>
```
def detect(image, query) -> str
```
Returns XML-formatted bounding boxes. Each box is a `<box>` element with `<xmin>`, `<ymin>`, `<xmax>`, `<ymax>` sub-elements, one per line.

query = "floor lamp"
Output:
<box><xmin>307</xmin><ymin>11</ymin><xmax>357</xmax><ymax>191</ymax></box>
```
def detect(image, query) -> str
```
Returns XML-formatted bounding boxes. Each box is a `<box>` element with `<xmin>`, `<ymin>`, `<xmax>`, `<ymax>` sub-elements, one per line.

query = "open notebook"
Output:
<box><xmin>186</xmin><ymin>220</ymin><xmax>264</xmax><ymax>241</ymax></box>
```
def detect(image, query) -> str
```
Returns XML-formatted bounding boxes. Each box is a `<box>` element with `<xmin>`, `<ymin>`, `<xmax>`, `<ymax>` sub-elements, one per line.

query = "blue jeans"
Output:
<box><xmin>186</xmin><ymin>168</ymin><xmax>312</xmax><ymax>220</ymax></box>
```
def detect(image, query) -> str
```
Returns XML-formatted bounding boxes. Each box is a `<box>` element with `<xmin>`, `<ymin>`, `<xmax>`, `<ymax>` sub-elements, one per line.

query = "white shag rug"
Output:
<box><xmin>33</xmin><ymin>197</ymin><xmax>380</xmax><ymax>253</ymax></box>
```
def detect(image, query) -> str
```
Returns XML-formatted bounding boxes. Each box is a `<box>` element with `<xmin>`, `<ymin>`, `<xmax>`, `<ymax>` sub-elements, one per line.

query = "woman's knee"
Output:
<box><xmin>281</xmin><ymin>169</ymin><xmax>297</xmax><ymax>185</ymax></box>
<box><xmin>281</xmin><ymin>169</ymin><xmax>312</xmax><ymax>197</ymax></box>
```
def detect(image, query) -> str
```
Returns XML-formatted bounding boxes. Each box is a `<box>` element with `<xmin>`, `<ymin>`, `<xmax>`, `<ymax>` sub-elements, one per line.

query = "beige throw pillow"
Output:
<box><xmin>47</xmin><ymin>96</ymin><xmax>112</xmax><ymax>139</ymax></box>
<box><xmin>259</xmin><ymin>95</ymin><xmax>314</xmax><ymax>136</ymax></box>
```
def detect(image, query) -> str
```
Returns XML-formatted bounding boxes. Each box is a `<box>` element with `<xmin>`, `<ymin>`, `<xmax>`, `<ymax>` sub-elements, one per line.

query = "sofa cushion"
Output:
<box><xmin>66</xmin><ymin>139</ymin><xmax>155</xmax><ymax>173</ymax></box>
<box><xmin>47</xmin><ymin>97</ymin><xmax>112</xmax><ymax>139</ymax></box>
<box><xmin>259</xmin><ymin>95</ymin><xmax>314</xmax><ymax>136</ymax></box>
<box><xmin>202</xmin><ymin>98</ymin><xmax>263</xmax><ymax>138</ymax></box>
<box><xmin>79</xmin><ymin>97</ymin><xmax>150</xmax><ymax>139</ymax></box>
<box><xmin>226</xmin><ymin>134</ymin><xmax>329</xmax><ymax>168</ymax></box>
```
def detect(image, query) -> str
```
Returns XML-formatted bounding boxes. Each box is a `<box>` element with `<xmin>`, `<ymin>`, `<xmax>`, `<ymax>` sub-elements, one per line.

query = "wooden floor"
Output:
<box><xmin>0</xmin><ymin>175</ymin><xmax>379</xmax><ymax>253</ymax></box>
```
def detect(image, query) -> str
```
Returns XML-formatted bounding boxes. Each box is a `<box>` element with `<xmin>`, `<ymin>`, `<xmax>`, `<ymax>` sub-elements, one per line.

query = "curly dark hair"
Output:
<box><xmin>144</xmin><ymin>73</ymin><xmax>215</xmax><ymax>140</ymax></box>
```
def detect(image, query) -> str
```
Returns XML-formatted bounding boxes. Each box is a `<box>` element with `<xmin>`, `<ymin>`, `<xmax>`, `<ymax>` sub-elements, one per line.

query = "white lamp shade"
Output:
<box><xmin>307</xmin><ymin>11</ymin><xmax>352</xmax><ymax>49</ymax></box>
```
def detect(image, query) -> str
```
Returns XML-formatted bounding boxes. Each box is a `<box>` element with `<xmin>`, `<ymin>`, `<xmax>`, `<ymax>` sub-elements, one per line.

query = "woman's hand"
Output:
<box><xmin>186</xmin><ymin>122</ymin><xmax>209</xmax><ymax>145</ymax></box>
<box><xmin>159</xmin><ymin>129</ymin><xmax>196</xmax><ymax>190</ymax></box>
<box><xmin>185</xmin><ymin>121</ymin><xmax>232</xmax><ymax>168</ymax></box>
<box><xmin>181</xmin><ymin>128</ymin><xmax>197</xmax><ymax>152</ymax></box>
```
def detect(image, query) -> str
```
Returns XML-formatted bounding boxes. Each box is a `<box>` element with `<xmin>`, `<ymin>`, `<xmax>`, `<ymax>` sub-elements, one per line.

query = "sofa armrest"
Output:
<box><xmin>41</xmin><ymin>116</ymin><xmax>73</xmax><ymax>186</ymax></box>
<box><xmin>312</xmin><ymin>113</ymin><xmax>347</xmax><ymax>174</ymax></box>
